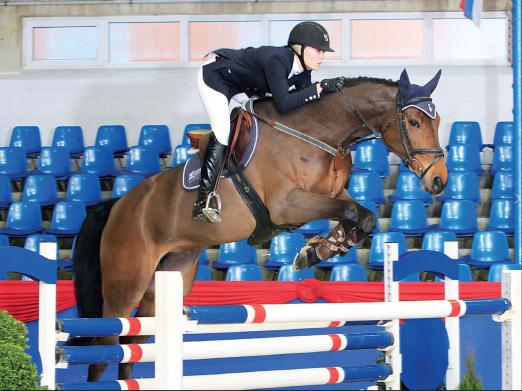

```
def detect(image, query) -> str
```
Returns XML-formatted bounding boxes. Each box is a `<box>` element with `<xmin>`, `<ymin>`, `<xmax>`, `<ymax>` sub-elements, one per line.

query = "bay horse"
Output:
<box><xmin>72</xmin><ymin>69</ymin><xmax>447</xmax><ymax>381</ymax></box>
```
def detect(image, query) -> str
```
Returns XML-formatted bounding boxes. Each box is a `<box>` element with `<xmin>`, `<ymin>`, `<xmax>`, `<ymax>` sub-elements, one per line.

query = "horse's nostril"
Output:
<box><xmin>432</xmin><ymin>176</ymin><xmax>443</xmax><ymax>194</ymax></box>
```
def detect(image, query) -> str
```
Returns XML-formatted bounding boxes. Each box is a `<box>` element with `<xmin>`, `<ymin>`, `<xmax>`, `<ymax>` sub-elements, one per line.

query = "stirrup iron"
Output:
<box><xmin>202</xmin><ymin>191</ymin><xmax>222</xmax><ymax>223</ymax></box>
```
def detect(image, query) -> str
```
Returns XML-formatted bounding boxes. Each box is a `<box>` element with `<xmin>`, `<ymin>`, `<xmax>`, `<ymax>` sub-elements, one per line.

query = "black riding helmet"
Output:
<box><xmin>288</xmin><ymin>21</ymin><xmax>334</xmax><ymax>52</ymax></box>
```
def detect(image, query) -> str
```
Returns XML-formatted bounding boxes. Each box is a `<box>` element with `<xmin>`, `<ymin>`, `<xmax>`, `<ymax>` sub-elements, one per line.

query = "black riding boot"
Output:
<box><xmin>192</xmin><ymin>134</ymin><xmax>228</xmax><ymax>223</ymax></box>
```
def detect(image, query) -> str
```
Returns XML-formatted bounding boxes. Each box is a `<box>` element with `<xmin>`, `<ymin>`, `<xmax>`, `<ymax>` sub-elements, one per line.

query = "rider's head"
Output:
<box><xmin>288</xmin><ymin>21</ymin><xmax>334</xmax><ymax>71</ymax></box>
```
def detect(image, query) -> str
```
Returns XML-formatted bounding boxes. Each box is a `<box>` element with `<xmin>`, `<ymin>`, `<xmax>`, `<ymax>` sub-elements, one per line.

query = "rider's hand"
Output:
<box><xmin>320</xmin><ymin>77</ymin><xmax>345</xmax><ymax>94</ymax></box>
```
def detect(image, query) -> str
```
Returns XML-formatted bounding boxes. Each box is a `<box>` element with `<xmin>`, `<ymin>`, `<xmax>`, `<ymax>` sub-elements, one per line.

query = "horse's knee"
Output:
<box><xmin>342</xmin><ymin>204</ymin><xmax>359</xmax><ymax>222</ymax></box>
<box><xmin>358</xmin><ymin>206</ymin><xmax>376</xmax><ymax>234</ymax></box>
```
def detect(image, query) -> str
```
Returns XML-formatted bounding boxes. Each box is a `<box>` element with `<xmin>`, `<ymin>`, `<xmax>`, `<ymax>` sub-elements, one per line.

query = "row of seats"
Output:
<box><xmin>445</xmin><ymin>121</ymin><xmax>513</xmax><ymax>150</ymax></box>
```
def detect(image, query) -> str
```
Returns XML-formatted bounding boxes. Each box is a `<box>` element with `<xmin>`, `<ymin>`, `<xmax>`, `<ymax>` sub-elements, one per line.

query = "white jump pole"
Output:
<box><xmin>444</xmin><ymin>241</ymin><xmax>460</xmax><ymax>390</ymax></box>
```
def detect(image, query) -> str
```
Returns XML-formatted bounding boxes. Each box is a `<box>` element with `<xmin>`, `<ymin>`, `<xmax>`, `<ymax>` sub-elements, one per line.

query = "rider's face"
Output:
<box><xmin>303</xmin><ymin>46</ymin><xmax>325</xmax><ymax>71</ymax></box>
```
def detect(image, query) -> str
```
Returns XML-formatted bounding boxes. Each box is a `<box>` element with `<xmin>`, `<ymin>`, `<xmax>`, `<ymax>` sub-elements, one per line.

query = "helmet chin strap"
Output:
<box><xmin>290</xmin><ymin>45</ymin><xmax>308</xmax><ymax>71</ymax></box>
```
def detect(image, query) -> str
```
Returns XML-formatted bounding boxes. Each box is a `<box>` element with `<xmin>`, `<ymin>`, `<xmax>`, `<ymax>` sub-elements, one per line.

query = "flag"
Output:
<box><xmin>460</xmin><ymin>0</ymin><xmax>483</xmax><ymax>27</ymax></box>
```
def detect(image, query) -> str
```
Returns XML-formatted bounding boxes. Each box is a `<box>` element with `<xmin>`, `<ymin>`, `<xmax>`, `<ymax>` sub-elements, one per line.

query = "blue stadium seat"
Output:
<box><xmin>389</xmin><ymin>199</ymin><xmax>433</xmax><ymax>236</ymax></box>
<box><xmin>0</xmin><ymin>201</ymin><xmax>43</xmax><ymax>236</ymax></box>
<box><xmin>265</xmin><ymin>232</ymin><xmax>305</xmax><ymax>269</ymax></box>
<box><xmin>0</xmin><ymin>234</ymin><xmax>10</xmax><ymax>246</ymax></box>
<box><xmin>368</xmin><ymin>231</ymin><xmax>407</xmax><ymax>270</ymax></box>
<box><xmin>348</xmin><ymin>171</ymin><xmax>385</xmax><ymax>206</ymax></box>
<box><xmin>138</xmin><ymin>124</ymin><xmax>172</xmax><ymax>157</ymax></box>
<box><xmin>111</xmin><ymin>173</ymin><xmax>145</xmax><ymax>199</ymax></box>
<box><xmin>24</xmin><ymin>233</ymin><xmax>59</xmax><ymax>260</ymax></box>
<box><xmin>491</xmin><ymin>172</ymin><xmax>514</xmax><ymax>200</ymax></box>
<box><xmin>0</xmin><ymin>175</ymin><xmax>12</xmax><ymax>208</ymax></box>
<box><xmin>45</xmin><ymin>201</ymin><xmax>87</xmax><ymax>237</ymax></box>
<box><xmin>183</xmin><ymin>123</ymin><xmax>211</xmax><ymax>146</ymax></box>
<box><xmin>9</xmin><ymin>126</ymin><xmax>42</xmax><ymax>157</ymax></box>
<box><xmin>80</xmin><ymin>146</ymin><xmax>118</xmax><ymax>178</ymax></box>
<box><xmin>492</xmin><ymin>121</ymin><xmax>513</xmax><ymax>148</ymax></box>
<box><xmin>358</xmin><ymin>200</ymin><xmax>380</xmax><ymax>234</ymax></box>
<box><xmin>277</xmin><ymin>264</ymin><xmax>314</xmax><ymax>281</ymax></box>
<box><xmin>0</xmin><ymin>147</ymin><xmax>28</xmax><ymax>180</ymax></box>
<box><xmin>171</xmin><ymin>144</ymin><xmax>191</xmax><ymax>168</ymax></box>
<box><xmin>437</xmin><ymin>199</ymin><xmax>478</xmax><ymax>236</ymax></box>
<box><xmin>199</xmin><ymin>247</ymin><xmax>209</xmax><ymax>265</ymax></box>
<box><xmin>352</xmin><ymin>139</ymin><xmax>390</xmax><ymax>177</ymax></box>
<box><xmin>196</xmin><ymin>249</ymin><xmax>212</xmax><ymax>281</ymax></box>
<box><xmin>66</xmin><ymin>173</ymin><xmax>102</xmax><ymax>206</ymax></box>
<box><xmin>52</xmin><ymin>126</ymin><xmax>85</xmax><ymax>157</ymax></box>
<box><xmin>487</xmin><ymin>263</ymin><xmax>522</xmax><ymax>281</ymax></box>
<box><xmin>213</xmin><ymin>239</ymin><xmax>258</xmax><ymax>270</ymax></box>
<box><xmin>123</xmin><ymin>146</ymin><xmax>161</xmax><ymax>178</ymax></box>
<box><xmin>330</xmin><ymin>263</ymin><xmax>367</xmax><ymax>281</ymax></box>
<box><xmin>34</xmin><ymin>147</ymin><xmax>71</xmax><ymax>179</ymax></box>
<box><xmin>294</xmin><ymin>219</ymin><xmax>331</xmax><ymax>237</ymax></box>
<box><xmin>225</xmin><ymin>264</ymin><xmax>263</xmax><ymax>281</ymax></box>
<box><xmin>434</xmin><ymin>264</ymin><xmax>473</xmax><ymax>282</ymax></box>
<box><xmin>487</xmin><ymin>199</ymin><xmax>514</xmax><ymax>235</ymax></box>
<box><xmin>421</xmin><ymin>230</ymin><xmax>458</xmax><ymax>253</ymax></box>
<box><xmin>95</xmin><ymin>125</ymin><xmax>129</xmax><ymax>156</ymax></box>
<box><xmin>22</xmin><ymin>174</ymin><xmax>60</xmax><ymax>206</ymax></box>
<box><xmin>435</xmin><ymin>171</ymin><xmax>481</xmax><ymax>204</ymax></box>
<box><xmin>489</xmin><ymin>145</ymin><xmax>513</xmax><ymax>175</ymax></box>
<box><xmin>315</xmin><ymin>246</ymin><xmax>358</xmax><ymax>269</ymax></box>
<box><xmin>465</xmin><ymin>230</ymin><xmax>511</xmax><ymax>268</ymax></box>
<box><xmin>446</xmin><ymin>144</ymin><xmax>482</xmax><ymax>175</ymax></box>
<box><xmin>446</xmin><ymin>121</ymin><xmax>484</xmax><ymax>149</ymax></box>
<box><xmin>388</xmin><ymin>171</ymin><xmax>432</xmax><ymax>205</ymax></box>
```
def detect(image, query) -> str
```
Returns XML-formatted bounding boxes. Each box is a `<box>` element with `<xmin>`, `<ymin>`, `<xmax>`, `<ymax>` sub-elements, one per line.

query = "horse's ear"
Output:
<box><xmin>424</xmin><ymin>69</ymin><xmax>442</xmax><ymax>96</ymax></box>
<box><xmin>399</xmin><ymin>69</ymin><xmax>410</xmax><ymax>95</ymax></box>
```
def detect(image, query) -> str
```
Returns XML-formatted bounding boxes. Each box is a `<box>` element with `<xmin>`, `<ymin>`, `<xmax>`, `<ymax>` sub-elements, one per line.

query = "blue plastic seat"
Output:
<box><xmin>446</xmin><ymin>121</ymin><xmax>484</xmax><ymax>149</ymax></box>
<box><xmin>465</xmin><ymin>230</ymin><xmax>511</xmax><ymax>268</ymax></box>
<box><xmin>277</xmin><ymin>264</ymin><xmax>315</xmax><ymax>281</ymax></box>
<box><xmin>171</xmin><ymin>144</ymin><xmax>191</xmax><ymax>168</ymax></box>
<box><xmin>348</xmin><ymin>171</ymin><xmax>385</xmax><ymax>206</ymax></box>
<box><xmin>123</xmin><ymin>146</ymin><xmax>161</xmax><ymax>178</ymax></box>
<box><xmin>368</xmin><ymin>231</ymin><xmax>407</xmax><ymax>270</ymax></box>
<box><xmin>294</xmin><ymin>219</ymin><xmax>331</xmax><ymax>237</ymax></box>
<box><xmin>183</xmin><ymin>123</ymin><xmax>211</xmax><ymax>146</ymax></box>
<box><xmin>24</xmin><ymin>233</ymin><xmax>59</xmax><ymax>260</ymax></box>
<box><xmin>487</xmin><ymin>199</ymin><xmax>514</xmax><ymax>235</ymax></box>
<box><xmin>436</xmin><ymin>171</ymin><xmax>481</xmax><ymax>204</ymax></box>
<box><xmin>22</xmin><ymin>174</ymin><xmax>60</xmax><ymax>206</ymax></box>
<box><xmin>489</xmin><ymin>145</ymin><xmax>512</xmax><ymax>175</ymax></box>
<box><xmin>437</xmin><ymin>199</ymin><xmax>478</xmax><ymax>236</ymax></box>
<box><xmin>66</xmin><ymin>173</ymin><xmax>102</xmax><ymax>206</ymax></box>
<box><xmin>446</xmin><ymin>144</ymin><xmax>482</xmax><ymax>175</ymax></box>
<box><xmin>196</xmin><ymin>248</ymin><xmax>212</xmax><ymax>281</ymax></box>
<box><xmin>492</xmin><ymin>121</ymin><xmax>513</xmax><ymax>148</ymax></box>
<box><xmin>0</xmin><ymin>175</ymin><xmax>12</xmax><ymax>208</ymax></box>
<box><xmin>491</xmin><ymin>172</ymin><xmax>514</xmax><ymax>200</ymax></box>
<box><xmin>34</xmin><ymin>147</ymin><xmax>71</xmax><ymax>179</ymax></box>
<box><xmin>358</xmin><ymin>200</ymin><xmax>380</xmax><ymax>234</ymax></box>
<box><xmin>0</xmin><ymin>201</ymin><xmax>43</xmax><ymax>236</ymax></box>
<box><xmin>389</xmin><ymin>199</ymin><xmax>433</xmax><ymax>236</ymax></box>
<box><xmin>421</xmin><ymin>230</ymin><xmax>457</xmax><ymax>253</ymax></box>
<box><xmin>434</xmin><ymin>264</ymin><xmax>473</xmax><ymax>282</ymax></box>
<box><xmin>352</xmin><ymin>139</ymin><xmax>390</xmax><ymax>177</ymax></box>
<box><xmin>213</xmin><ymin>239</ymin><xmax>258</xmax><ymax>270</ymax></box>
<box><xmin>45</xmin><ymin>201</ymin><xmax>87</xmax><ymax>237</ymax></box>
<box><xmin>80</xmin><ymin>146</ymin><xmax>118</xmax><ymax>178</ymax></box>
<box><xmin>52</xmin><ymin>126</ymin><xmax>85</xmax><ymax>157</ymax></box>
<box><xmin>316</xmin><ymin>246</ymin><xmax>358</xmax><ymax>269</ymax></box>
<box><xmin>0</xmin><ymin>234</ymin><xmax>9</xmax><ymax>246</ymax></box>
<box><xmin>95</xmin><ymin>125</ymin><xmax>129</xmax><ymax>156</ymax></box>
<box><xmin>0</xmin><ymin>147</ymin><xmax>28</xmax><ymax>180</ymax></box>
<box><xmin>138</xmin><ymin>124</ymin><xmax>172</xmax><ymax>157</ymax></box>
<box><xmin>265</xmin><ymin>232</ymin><xmax>305</xmax><ymax>269</ymax></box>
<box><xmin>9</xmin><ymin>126</ymin><xmax>42</xmax><ymax>157</ymax></box>
<box><xmin>330</xmin><ymin>263</ymin><xmax>368</xmax><ymax>281</ymax></box>
<box><xmin>225</xmin><ymin>264</ymin><xmax>263</xmax><ymax>281</ymax></box>
<box><xmin>111</xmin><ymin>173</ymin><xmax>145</xmax><ymax>199</ymax></box>
<box><xmin>487</xmin><ymin>263</ymin><xmax>522</xmax><ymax>281</ymax></box>
<box><xmin>388</xmin><ymin>171</ymin><xmax>432</xmax><ymax>205</ymax></box>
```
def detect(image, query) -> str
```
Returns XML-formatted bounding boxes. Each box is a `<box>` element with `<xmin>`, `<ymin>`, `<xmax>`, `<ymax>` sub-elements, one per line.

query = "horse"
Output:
<box><xmin>72</xmin><ymin>68</ymin><xmax>448</xmax><ymax>382</ymax></box>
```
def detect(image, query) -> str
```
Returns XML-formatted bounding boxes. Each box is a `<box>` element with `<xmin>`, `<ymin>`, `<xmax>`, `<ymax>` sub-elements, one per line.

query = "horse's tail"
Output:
<box><xmin>68</xmin><ymin>199</ymin><xmax>118</xmax><ymax>345</ymax></box>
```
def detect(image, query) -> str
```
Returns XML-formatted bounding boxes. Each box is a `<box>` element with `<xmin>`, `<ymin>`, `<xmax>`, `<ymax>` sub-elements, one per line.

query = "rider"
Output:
<box><xmin>193</xmin><ymin>21</ymin><xmax>346</xmax><ymax>223</ymax></box>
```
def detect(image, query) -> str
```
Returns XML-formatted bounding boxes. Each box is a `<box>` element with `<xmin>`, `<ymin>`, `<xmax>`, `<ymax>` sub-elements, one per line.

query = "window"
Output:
<box><xmin>33</xmin><ymin>26</ymin><xmax>97</xmax><ymax>61</ymax></box>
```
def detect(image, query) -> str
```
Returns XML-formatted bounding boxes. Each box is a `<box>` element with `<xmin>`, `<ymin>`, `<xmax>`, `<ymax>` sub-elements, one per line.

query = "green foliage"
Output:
<box><xmin>459</xmin><ymin>352</ymin><xmax>484</xmax><ymax>390</ymax></box>
<box><xmin>0</xmin><ymin>310</ymin><xmax>28</xmax><ymax>349</ymax></box>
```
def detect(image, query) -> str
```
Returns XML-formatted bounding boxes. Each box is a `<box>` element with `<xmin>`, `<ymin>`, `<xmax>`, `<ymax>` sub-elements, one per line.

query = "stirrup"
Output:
<box><xmin>202</xmin><ymin>191</ymin><xmax>222</xmax><ymax>223</ymax></box>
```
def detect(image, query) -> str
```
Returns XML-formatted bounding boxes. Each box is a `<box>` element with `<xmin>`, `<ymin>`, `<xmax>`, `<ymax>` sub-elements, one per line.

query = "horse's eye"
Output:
<box><xmin>409</xmin><ymin>120</ymin><xmax>420</xmax><ymax>128</ymax></box>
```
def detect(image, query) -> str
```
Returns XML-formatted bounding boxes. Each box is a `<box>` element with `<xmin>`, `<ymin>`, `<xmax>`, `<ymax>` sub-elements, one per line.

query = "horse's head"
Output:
<box><xmin>381</xmin><ymin>69</ymin><xmax>447</xmax><ymax>194</ymax></box>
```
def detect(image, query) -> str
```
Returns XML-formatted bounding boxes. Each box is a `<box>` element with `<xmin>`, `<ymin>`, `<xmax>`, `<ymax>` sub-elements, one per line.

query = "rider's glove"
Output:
<box><xmin>320</xmin><ymin>77</ymin><xmax>345</xmax><ymax>94</ymax></box>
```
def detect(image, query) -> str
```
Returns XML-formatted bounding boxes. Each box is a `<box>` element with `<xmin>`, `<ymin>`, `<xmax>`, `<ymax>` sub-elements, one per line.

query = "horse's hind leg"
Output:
<box><xmin>117</xmin><ymin>248</ymin><xmax>200</xmax><ymax>380</ymax></box>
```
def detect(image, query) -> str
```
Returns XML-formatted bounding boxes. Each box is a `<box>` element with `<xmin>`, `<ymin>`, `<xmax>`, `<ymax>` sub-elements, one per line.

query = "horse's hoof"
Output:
<box><xmin>292</xmin><ymin>245</ymin><xmax>321</xmax><ymax>271</ymax></box>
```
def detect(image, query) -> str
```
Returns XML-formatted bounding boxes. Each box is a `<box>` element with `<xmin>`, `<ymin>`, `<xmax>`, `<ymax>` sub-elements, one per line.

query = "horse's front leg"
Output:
<box><xmin>278</xmin><ymin>188</ymin><xmax>375</xmax><ymax>270</ymax></box>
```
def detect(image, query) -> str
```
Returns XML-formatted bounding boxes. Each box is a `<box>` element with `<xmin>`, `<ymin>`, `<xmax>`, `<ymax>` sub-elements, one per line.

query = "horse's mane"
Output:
<box><xmin>342</xmin><ymin>77</ymin><xmax>398</xmax><ymax>88</ymax></box>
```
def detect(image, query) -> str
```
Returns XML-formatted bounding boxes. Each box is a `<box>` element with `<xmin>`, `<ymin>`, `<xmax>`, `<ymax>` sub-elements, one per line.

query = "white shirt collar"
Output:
<box><xmin>288</xmin><ymin>54</ymin><xmax>304</xmax><ymax>79</ymax></box>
